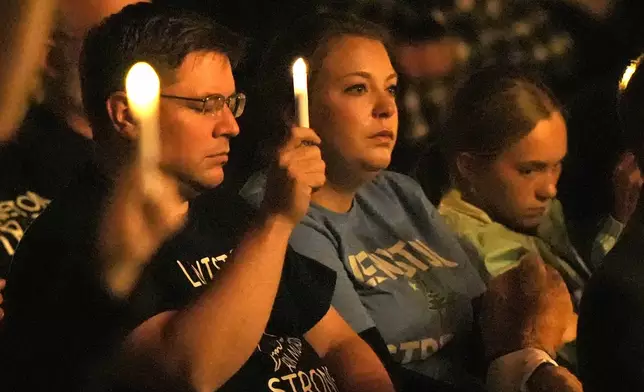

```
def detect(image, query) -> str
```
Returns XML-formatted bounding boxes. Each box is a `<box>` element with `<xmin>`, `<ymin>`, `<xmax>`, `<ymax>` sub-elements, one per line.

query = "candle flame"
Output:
<box><xmin>620</xmin><ymin>58</ymin><xmax>643</xmax><ymax>92</ymax></box>
<box><xmin>292</xmin><ymin>57</ymin><xmax>308</xmax><ymax>92</ymax></box>
<box><xmin>126</xmin><ymin>62</ymin><xmax>160</xmax><ymax>110</ymax></box>
<box><xmin>292</xmin><ymin>57</ymin><xmax>307</xmax><ymax>74</ymax></box>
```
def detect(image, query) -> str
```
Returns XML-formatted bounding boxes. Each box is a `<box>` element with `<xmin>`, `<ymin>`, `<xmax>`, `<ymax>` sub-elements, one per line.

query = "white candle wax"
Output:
<box><xmin>125</xmin><ymin>62</ymin><xmax>160</xmax><ymax>175</ymax></box>
<box><xmin>292</xmin><ymin>57</ymin><xmax>309</xmax><ymax>128</ymax></box>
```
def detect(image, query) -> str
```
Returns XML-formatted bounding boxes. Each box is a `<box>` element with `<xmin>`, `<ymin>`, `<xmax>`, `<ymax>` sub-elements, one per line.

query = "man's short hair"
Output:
<box><xmin>80</xmin><ymin>2</ymin><xmax>243</xmax><ymax>144</ymax></box>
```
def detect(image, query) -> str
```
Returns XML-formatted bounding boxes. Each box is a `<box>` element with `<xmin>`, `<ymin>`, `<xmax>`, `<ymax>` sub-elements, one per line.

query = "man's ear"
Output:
<box><xmin>106</xmin><ymin>91</ymin><xmax>138</xmax><ymax>141</ymax></box>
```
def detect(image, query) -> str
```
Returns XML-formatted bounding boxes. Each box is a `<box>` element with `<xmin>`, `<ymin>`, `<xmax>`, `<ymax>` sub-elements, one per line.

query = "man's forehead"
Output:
<box><xmin>165</xmin><ymin>51</ymin><xmax>235</xmax><ymax>94</ymax></box>
<box><xmin>180</xmin><ymin>51</ymin><xmax>231</xmax><ymax>72</ymax></box>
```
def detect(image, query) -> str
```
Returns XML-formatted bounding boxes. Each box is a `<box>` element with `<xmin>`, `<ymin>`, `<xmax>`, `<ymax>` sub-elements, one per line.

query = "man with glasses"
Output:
<box><xmin>1</xmin><ymin>3</ymin><xmax>394</xmax><ymax>391</ymax></box>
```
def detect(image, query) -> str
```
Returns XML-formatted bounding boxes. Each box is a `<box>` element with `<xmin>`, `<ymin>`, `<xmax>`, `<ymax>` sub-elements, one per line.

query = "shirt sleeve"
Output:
<box><xmin>277</xmin><ymin>249</ymin><xmax>338</xmax><ymax>334</ymax></box>
<box><xmin>289</xmin><ymin>224</ymin><xmax>377</xmax><ymax>333</ymax></box>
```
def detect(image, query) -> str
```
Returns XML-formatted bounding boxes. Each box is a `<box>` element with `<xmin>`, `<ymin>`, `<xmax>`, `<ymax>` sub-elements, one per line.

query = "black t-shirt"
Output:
<box><xmin>0</xmin><ymin>105</ymin><xmax>94</xmax><ymax>277</ymax></box>
<box><xmin>1</xmin><ymin>162</ymin><xmax>338</xmax><ymax>392</ymax></box>
<box><xmin>577</xmin><ymin>224</ymin><xmax>644</xmax><ymax>392</ymax></box>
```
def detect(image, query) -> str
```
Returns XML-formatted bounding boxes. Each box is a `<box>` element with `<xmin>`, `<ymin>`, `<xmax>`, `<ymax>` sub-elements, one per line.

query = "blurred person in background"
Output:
<box><xmin>0</xmin><ymin>4</ymin><xmax>185</xmax><ymax>382</ymax></box>
<box><xmin>0</xmin><ymin>0</ymin><xmax>143</xmax><ymax>279</ymax></box>
<box><xmin>0</xmin><ymin>0</ymin><xmax>56</xmax><ymax>140</ymax></box>
<box><xmin>578</xmin><ymin>53</ymin><xmax>644</xmax><ymax>392</ymax></box>
<box><xmin>0</xmin><ymin>0</ymin><xmax>57</xmax><ymax>325</ymax></box>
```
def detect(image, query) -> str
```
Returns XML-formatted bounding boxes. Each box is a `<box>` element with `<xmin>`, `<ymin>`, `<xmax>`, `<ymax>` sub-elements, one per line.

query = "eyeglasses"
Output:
<box><xmin>160</xmin><ymin>92</ymin><xmax>246</xmax><ymax>118</ymax></box>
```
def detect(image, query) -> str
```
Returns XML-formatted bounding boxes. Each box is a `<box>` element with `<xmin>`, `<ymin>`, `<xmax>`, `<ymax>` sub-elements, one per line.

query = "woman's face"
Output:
<box><xmin>310</xmin><ymin>35</ymin><xmax>398</xmax><ymax>182</ymax></box>
<box><xmin>469</xmin><ymin>112</ymin><xmax>568</xmax><ymax>232</ymax></box>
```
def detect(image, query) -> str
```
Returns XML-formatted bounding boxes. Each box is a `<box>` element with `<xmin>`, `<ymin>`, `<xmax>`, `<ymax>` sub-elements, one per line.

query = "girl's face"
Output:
<box><xmin>467</xmin><ymin>112</ymin><xmax>568</xmax><ymax>231</ymax></box>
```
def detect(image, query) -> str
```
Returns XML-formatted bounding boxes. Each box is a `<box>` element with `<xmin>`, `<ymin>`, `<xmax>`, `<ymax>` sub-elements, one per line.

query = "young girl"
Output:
<box><xmin>435</xmin><ymin>68</ymin><xmax>621</xmax><ymax>303</ymax></box>
<box><xmin>435</xmin><ymin>68</ymin><xmax>597</xmax><ymax>370</ymax></box>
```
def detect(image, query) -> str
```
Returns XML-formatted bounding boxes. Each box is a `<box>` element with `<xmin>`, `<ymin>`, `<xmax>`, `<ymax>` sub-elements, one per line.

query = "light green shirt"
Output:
<box><xmin>438</xmin><ymin>188</ymin><xmax>625</xmax><ymax>369</ymax></box>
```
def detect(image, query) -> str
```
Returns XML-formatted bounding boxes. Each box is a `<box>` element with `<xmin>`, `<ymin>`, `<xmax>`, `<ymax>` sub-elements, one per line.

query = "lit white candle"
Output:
<box><xmin>125</xmin><ymin>62</ymin><xmax>160</xmax><ymax>190</ymax></box>
<box><xmin>620</xmin><ymin>59</ymin><xmax>640</xmax><ymax>91</ymax></box>
<box><xmin>292</xmin><ymin>57</ymin><xmax>309</xmax><ymax>128</ymax></box>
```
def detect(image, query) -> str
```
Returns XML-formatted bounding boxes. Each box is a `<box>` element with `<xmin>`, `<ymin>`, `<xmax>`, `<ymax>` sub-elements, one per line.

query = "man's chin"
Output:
<box><xmin>193</xmin><ymin>175</ymin><xmax>225</xmax><ymax>192</ymax></box>
<box><xmin>173</xmin><ymin>172</ymin><xmax>224</xmax><ymax>200</ymax></box>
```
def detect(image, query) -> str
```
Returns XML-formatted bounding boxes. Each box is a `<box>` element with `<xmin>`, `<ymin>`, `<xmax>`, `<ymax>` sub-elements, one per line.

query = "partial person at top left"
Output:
<box><xmin>0</xmin><ymin>0</ymin><xmax>143</xmax><ymax>278</ymax></box>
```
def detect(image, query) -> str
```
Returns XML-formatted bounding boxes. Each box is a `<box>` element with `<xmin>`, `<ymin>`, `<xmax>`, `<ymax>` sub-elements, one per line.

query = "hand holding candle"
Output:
<box><xmin>292</xmin><ymin>57</ymin><xmax>309</xmax><ymax>128</ymax></box>
<box><xmin>101</xmin><ymin>61</ymin><xmax>187</xmax><ymax>297</ymax></box>
<box><xmin>289</xmin><ymin>57</ymin><xmax>322</xmax><ymax>194</ymax></box>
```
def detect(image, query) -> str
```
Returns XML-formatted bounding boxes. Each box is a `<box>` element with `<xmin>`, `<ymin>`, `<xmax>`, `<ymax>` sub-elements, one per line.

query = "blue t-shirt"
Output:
<box><xmin>242</xmin><ymin>171</ymin><xmax>487</xmax><ymax>385</ymax></box>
